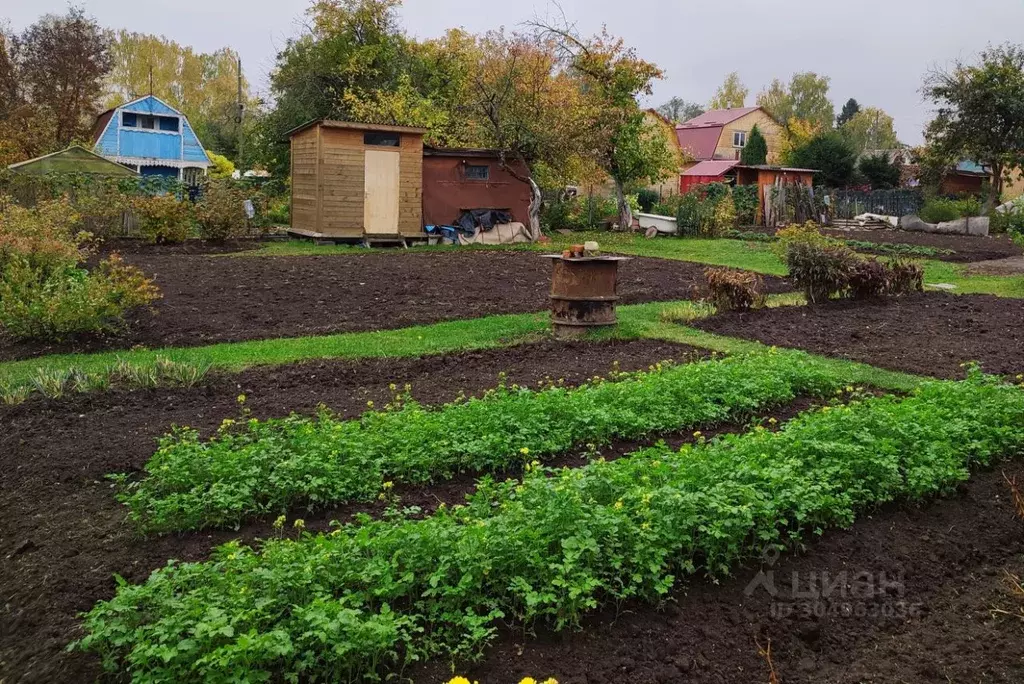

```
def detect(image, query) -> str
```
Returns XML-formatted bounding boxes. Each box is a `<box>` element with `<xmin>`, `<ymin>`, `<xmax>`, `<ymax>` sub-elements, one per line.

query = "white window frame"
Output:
<box><xmin>732</xmin><ymin>130</ymin><xmax>747</xmax><ymax>148</ymax></box>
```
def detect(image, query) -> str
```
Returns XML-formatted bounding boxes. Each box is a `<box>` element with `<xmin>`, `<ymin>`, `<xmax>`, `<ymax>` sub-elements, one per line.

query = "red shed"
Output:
<box><xmin>422</xmin><ymin>147</ymin><xmax>532</xmax><ymax>227</ymax></box>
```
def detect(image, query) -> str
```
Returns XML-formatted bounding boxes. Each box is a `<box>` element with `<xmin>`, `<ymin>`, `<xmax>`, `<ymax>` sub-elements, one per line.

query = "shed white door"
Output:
<box><xmin>363</xmin><ymin>149</ymin><xmax>401</xmax><ymax>234</ymax></box>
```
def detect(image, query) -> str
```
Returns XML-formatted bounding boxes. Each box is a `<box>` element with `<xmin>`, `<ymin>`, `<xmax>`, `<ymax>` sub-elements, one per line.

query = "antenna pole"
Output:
<box><xmin>237</xmin><ymin>57</ymin><xmax>244</xmax><ymax>170</ymax></box>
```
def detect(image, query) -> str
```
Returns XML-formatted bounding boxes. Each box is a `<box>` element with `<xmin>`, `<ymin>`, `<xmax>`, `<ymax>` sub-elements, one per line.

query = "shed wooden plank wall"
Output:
<box><xmin>290</xmin><ymin>127</ymin><xmax>319</xmax><ymax>233</ymax></box>
<box><xmin>320</xmin><ymin>128</ymin><xmax>366</xmax><ymax>238</ymax></box>
<box><xmin>398</xmin><ymin>134</ymin><xmax>424</xmax><ymax>236</ymax></box>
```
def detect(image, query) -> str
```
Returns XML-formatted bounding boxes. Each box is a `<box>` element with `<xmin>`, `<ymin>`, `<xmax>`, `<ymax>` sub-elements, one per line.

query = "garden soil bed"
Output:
<box><xmin>822</xmin><ymin>227</ymin><xmax>1022</xmax><ymax>263</ymax></box>
<box><xmin>693</xmin><ymin>292</ymin><xmax>1024</xmax><ymax>380</ymax></box>
<box><xmin>1</xmin><ymin>338</ymin><xmax>710</xmax><ymax>683</ymax></box>
<box><xmin>0</xmin><ymin>250</ymin><xmax>791</xmax><ymax>361</ymax></box>
<box><xmin>414</xmin><ymin>465</ymin><xmax>1024</xmax><ymax>684</ymax></box>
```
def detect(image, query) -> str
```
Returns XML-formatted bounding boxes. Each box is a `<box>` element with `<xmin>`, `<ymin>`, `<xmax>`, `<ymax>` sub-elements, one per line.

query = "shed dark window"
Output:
<box><xmin>465</xmin><ymin>164</ymin><xmax>490</xmax><ymax>180</ymax></box>
<box><xmin>364</xmin><ymin>132</ymin><xmax>400</xmax><ymax>147</ymax></box>
<box><xmin>121</xmin><ymin>112</ymin><xmax>137</xmax><ymax>127</ymax></box>
<box><xmin>158</xmin><ymin>116</ymin><xmax>179</xmax><ymax>131</ymax></box>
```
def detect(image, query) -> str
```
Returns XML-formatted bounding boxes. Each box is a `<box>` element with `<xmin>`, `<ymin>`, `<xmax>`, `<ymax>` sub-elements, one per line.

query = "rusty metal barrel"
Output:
<box><xmin>542</xmin><ymin>255</ymin><xmax>630</xmax><ymax>339</ymax></box>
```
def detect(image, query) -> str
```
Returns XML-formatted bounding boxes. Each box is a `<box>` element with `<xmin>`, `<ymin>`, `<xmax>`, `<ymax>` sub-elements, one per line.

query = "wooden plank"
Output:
<box><xmin>363</xmin><ymin>149</ymin><xmax>401</xmax><ymax>234</ymax></box>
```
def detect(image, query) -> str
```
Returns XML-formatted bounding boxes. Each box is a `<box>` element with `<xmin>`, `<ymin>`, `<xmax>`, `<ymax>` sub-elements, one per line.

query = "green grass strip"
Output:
<box><xmin>77</xmin><ymin>372</ymin><xmax>1024</xmax><ymax>681</ymax></box>
<box><xmin>116</xmin><ymin>349</ymin><xmax>852</xmax><ymax>534</ymax></box>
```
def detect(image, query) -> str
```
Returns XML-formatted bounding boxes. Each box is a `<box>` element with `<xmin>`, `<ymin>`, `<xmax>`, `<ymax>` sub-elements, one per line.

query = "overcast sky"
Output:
<box><xmin>7</xmin><ymin>0</ymin><xmax>1024</xmax><ymax>144</ymax></box>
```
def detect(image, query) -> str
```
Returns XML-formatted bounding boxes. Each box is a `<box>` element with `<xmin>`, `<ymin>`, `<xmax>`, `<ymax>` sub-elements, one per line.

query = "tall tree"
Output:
<box><xmin>538</xmin><ymin>24</ymin><xmax>677</xmax><ymax>231</ymax></box>
<box><xmin>789</xmin><ymin>131</ymin><xmax>858</xmax><ymax>188</ymax></box>
<box><xmin>105</xmin><ymin>32</ymin><xmax>249</xmax><ymax>159</ymax></box>
<box><xmin>656</xmin><ymin>96</ymin><xmax>703</xmax><ymax>123</ymax></box>
<box><xmin>253</xmin><ymin>0</ymin><xmax>413</xmax><ymax>175</ymax></box>
<box><xmin>924</xmin><ymin>43</ymin><xmax>1024</xmax><ymax>210</ymax></box>
<box><xmin>836</xmin><ymin>97</ymin><xmax>860</xmax><ymax>127</ymax></box>
<box><xmin>756</xmin><ymin>78</ymin><xmax>792</xmax><ymax>124</ymax></box>
<box><xmin>841</xmin><ymin>107</ymin><xmax>899</xmax><ymax>155</ymax></box>
<box><xmin>858</xmin><ymin>152</ymin><xmax>902</xmax><ymax>189</ymax></box>
<box><xmin>15</xmin><ymin>7</ymin><xmax>112</xmax><ymax>147</ymax></box>
<box><xmin>708</xmin><ymin>72</ymin><xmax>747</xmax><ymax>110</ymax></box>
<box><xmin>463</xmin><ymin>30</ymin><xmax>591</xmax><ymax>240</ymax></box>
<box><xmin>757</xmin><ymin>72</ymin><xmax>833</xmax><ymax>130</ymax></box>
<box><xmin>740</xmin><ymin>124</ymin><xmax>768</xmax><ymax>165</ymax></box>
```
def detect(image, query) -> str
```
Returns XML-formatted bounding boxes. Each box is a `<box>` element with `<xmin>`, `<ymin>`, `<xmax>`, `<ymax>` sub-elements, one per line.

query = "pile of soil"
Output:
<box><xmin>694</xmin><ymin>292</ymin><xmax>1024</xmax><ymax>379</ymax></box>
<box><xmin>0</xmin><ymin>250</ymin><xmax>792</xmax><ymax>361</ymax></box>
<box><xmin>0</xmin><ymin>338</ymin><xmax>706</xmax><ymax>683</ymax></box>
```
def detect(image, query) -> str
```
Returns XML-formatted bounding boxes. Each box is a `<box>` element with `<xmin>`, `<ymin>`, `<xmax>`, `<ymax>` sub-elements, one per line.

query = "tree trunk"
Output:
<box><xmin>614</xmin><ymin>178</ymin><xmax>633</xmax><ymax>231</ymax></box>
<box><xmin>987</xmin><ymin>163</ymin><xmax>1004</xmax><ymax>213</ymax></box>
<box><xmin>526</xmin><ymin>176</ymin><xmax>542</xmax><ymax>242</ymax></box>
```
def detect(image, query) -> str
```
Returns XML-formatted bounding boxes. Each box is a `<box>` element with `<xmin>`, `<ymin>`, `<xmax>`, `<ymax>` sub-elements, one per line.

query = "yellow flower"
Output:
<box><xmin>236</xmin><ymin>393</ymin><xmax>246</xmax><ymax>404</ymax></box>
<box><xmin>382</xmin><ymin>481</ymin><xmax>394</xmax><ymax>490</ymax></box>
<box><xmin>293</xmin><ymin>519</ymin><xmax>305</xmax><ymax>530</ymax></box>
<box><xmin>542</xmin><ymin>679</ymin><xmax>559</xmax><ymax>684</ymax></box>
<box><xmin>693</xmin><ymin>431</ymin><xmax>702</xmax><ymax>438</ymax></box>
<box><xmin>520</xmin><ymin>678</ymin><xmax>538</xmax><ymax>684</ymax></box>
<box><xmin>447</xmin><ymin>678</ymin><xmax>473</xmax><ymax>684</ymax></box>
<box><xmin>520</xmin><ymin>447</ymin><xmax>530</xmax><ymax>456</ymax></box>
<box><xmin>272</xmin><ymin>515</ymin><xmax>286</xmax><ymax>530</ymax></box>
<box><xmin>641</xmin><ymin>522</ymin><xmax>651</xmax><ymax>530</ymax></box>
<box><xmin>768</xmin><ymin>417</ymin><xmax>777</xmax><ymax>425</ymax></box>
<box><xmin>613</xmin><ymin>500</ymin><xmax>624</xmax><ymax>510</ymax></box>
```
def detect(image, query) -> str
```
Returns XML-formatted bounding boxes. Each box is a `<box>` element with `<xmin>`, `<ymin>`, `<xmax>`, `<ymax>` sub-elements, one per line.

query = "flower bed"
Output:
<box><xmin>78</xmin><ymin>371</ymin><xmax>1024</xmax><ymax>682</ymax></box>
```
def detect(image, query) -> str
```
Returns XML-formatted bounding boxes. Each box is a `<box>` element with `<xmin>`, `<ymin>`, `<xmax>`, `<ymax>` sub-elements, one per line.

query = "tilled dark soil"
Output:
<box><xmin>694</xmin><ymin>292</ymin><xmax>1024</xmax><ymax>379</ymax></box>
<box><xmin>0</xmin><ymin>338</ymin><xmax>709</xmax><ymax>683</ymax></box>
<box><xmin>0</xmin><ymin>250</ymin><xmax>791</xmax><ymax>361</ymax></box>
<box><xmin>823</xmin><ymin>227</ymin><xmax>1023</xmax><ymax>263</ymax></box>
<box><xmin>414</xmin><ymin>466</ymin><xmax>1024</xmax><ymax>684</ymax></box>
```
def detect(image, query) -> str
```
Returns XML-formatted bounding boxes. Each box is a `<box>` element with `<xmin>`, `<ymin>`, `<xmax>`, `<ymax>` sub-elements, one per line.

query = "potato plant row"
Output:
<box><xmin>79</xmin><ymin>371</ymin><xmax>1024</xmax><ymax>682</ymax></box>
<box><xmin>116</xmin><ymin>350</ymin><xmax>849</xmax><ymax>533</ymax></box>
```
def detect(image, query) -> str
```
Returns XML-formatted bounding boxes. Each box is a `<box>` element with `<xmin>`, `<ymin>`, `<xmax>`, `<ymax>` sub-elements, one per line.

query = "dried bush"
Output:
<box><xmin>194</xmin><ymin>181</ymin><xmax>250</xmax><ymax>241</ymax></box>
<box><xmin>705</xmin><ymin>267</ymin><xmax>765</xmax><ymax>311</ymax></box>
<box><xmin>886</xmin><ymin>258</ymin><xmax>924</xmax><ymax>296</ymax></box>
<box><xmin>847</xmin><ymin>258</ymin><xmax>891</xmax><ymax>299</ymax></box>
<box><xmin>783</xmin><ymin>240</ymin><xmax>859</xmax><ymax>303</ymax></box>
<box><xmin>131</xmin><ymin>194</ymin><xmax>193</xmax><ymax>244</ymax></box>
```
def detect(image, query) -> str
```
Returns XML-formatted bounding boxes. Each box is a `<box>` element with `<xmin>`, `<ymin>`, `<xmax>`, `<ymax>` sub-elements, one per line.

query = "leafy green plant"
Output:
<box><xmin>636</xmin><ymin>189</ymin><xmax>659</xmax><ymax>213</ymax></box>
<box><xmin>919</xmin><ymin>196</ymin><xmax>982</xmax><ymax>223</ymax></box>
<box><xmin>29</xmin><ymin>367</ymin><xmax>73</xmax><ymax>399</ymax></box>
<box><xmin>0</xmin><ymin>379</ymin><xmax>31</xmax><ymax>405</ymax></box>
<box><xmin>77</xmin><ymin>371</ymin><xmax>1024</xmax><ymax>682</ymax></box>
<box><xmin>114</xmin><ymin>351</ymin><xmax>850</xmax><ymax>534</ymax></box>
<box><xmin>0</xmin><ymin>254</ymin><xmax>160</xmax><ymax>341</ymax></box>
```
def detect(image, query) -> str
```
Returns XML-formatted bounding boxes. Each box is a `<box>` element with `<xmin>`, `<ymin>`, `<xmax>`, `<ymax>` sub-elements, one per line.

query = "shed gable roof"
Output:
<box><xmin>677</xmin><ymin>107</ymin><xmax>762</xmax><ymax>129</ymax></box>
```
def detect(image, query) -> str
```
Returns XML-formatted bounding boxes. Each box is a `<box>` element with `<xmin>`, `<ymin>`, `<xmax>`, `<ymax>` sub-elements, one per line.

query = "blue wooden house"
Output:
<box><xmin>91</xmin><ymin>95</ymin><xmax>210</xmax><ymax>182</ymax></box>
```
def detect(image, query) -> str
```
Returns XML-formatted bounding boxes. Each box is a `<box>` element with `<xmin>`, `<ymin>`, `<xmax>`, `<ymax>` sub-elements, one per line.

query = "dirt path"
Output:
<box><xmin>694</xmin><ymin>292</ymin><xmax>1024</xmax><ymax>379</ymax></box>
<box><xmin>0</xmin><ymin>250</ymin><xmax>792</xmax><ymax>361</ymax></box>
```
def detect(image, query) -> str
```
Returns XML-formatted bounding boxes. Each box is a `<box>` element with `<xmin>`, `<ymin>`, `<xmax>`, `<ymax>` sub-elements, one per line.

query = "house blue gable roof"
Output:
<box><xmin>93</xmin><ymin>95</ymin><xmax>210</xmax><ymax>169</ymax></box>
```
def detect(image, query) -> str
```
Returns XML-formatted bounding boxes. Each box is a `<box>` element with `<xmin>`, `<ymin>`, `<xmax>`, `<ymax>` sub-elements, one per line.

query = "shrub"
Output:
<box><xmin>704</xmin><ymin>267</ymin><xmax>765</xmax><ymax>311</ymax></box>
<box><xmin>0</xmin><ymin>254</ymin><xmax>160</xmax><ymax>340</ymax></box>
<box><xmin>195</xmin><ymin>181</ymin><xmax>250</xmax><ymax>241</ymax></box>
<box><xmin>636</xmin><ymin>188</ymin><xmax>659</xmax><ymax>213</ymax></box>
<box><xmin>919</xmin><ymin>196</ymin><xmax>982</xmax><ymax>223</ymax></box>
<box><xmin>0</xmin><ymin>195</ymin><xmax>85</xmax><ymax>274</ymax></box>
<box><xmin>776</xmin><ymin>222</ymin><xmax>858</xmax><ymax>302</ymax></box>
<box><xmin>131</xmin><ymin>194</ymin><xmax>193</xmax><ymax>244</ymax></box>
<box><xmin>541</xmin><ymin>195</ymin><xmax>617</xmax><ymax>232</ymax></box>
<box><xmin>991</xmin><ymin>203</ymin><xmax>1024</xmax><ymax>240</ymax></box>
<box><xmin>732</xmin><ymin>185</ymin><xmax>759</xmax><ymax>225</ymax></box>
<box><xmin>886</xmin><ymin>258</ymin><xmax>925</xmax><ymax>296</ymax></box>
<box><xmin>847</xmin><ymin>257</ymin><xmax>892</xmax><ymax>299</ymax></box>
<box><xmin>710</xmin><ymin>193</ymin><xmax>737</xmax><ymax>235</ymax></box>
<box><xmin>675</xmin><ymin>192</ymin><xmax>702</xmax><ymax>236</ymax></box>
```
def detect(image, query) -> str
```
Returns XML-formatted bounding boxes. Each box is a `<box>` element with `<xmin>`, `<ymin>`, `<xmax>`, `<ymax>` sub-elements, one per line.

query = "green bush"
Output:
<box><xmin>131</xmin><ymin>194</ymin><xmax>194</xmax><ymax>244</ymax></box>
<box><xmin>991</xmin><ymin>204</ymin><xmax>1024</xmax><ymax>240</ymax></box>
<box><xmin>77</xmin><ymin>371</ymin><xmax>1024</xmax><ymax>682</ymax></box>
<box><xmin>115</xmin><ymin>351</ymin><xmax>847</xmax><ymax>534</ymax></box>
<box><xmin>0</xmin><ymin>254</ymin><xmax>160</xmax><ymax>340</ymax></box>
<box><xmin>732</xmin><ymin>185</ymin><xmax>759</xmax><ymax>225</ymax></box>
<box><xmin>636</xmin><ymin>189</ymin><xmax>659</xmax><ymax>213</ymax></box>
<box><xmin>919</xmin><ymin>197</ymin><xmax>982</xmax><ymax>223</ymax></box>
<box><xmin>541</xmin><ymin>195</ymin><xmax>617</xmax><ymax>232</ymax></box>
<box><xmin>195</xmin><ymin>181</ymin><xmax>250</xmax><ymax>241</ymax></box>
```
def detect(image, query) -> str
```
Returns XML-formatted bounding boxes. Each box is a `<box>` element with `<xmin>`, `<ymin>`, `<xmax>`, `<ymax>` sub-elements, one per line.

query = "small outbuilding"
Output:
<box><xmin>287</xmin><ymin>120</ymin><xmax>427</xmax><ymax>241</ymax></box>
<box><xmin>7</xmin><ymin>145</ymin><xmax>140</xmax><ymax>177</ymax></box>
<box><xmin>421</xmin><ymin>147</ymin><xmax>532</xmax><ymax>227</ymax></box>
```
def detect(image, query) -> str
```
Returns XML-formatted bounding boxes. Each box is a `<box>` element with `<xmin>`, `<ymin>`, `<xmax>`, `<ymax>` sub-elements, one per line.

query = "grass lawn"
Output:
<box><xmin>0</xmin><ymin>295</ymin><xmax>922</xmax><ymax>397</ymax></box>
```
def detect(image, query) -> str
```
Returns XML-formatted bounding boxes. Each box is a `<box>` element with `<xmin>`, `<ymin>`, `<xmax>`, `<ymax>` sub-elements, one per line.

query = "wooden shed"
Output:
<box><xmin>287</xmin><ymin>120</ymin><xmax>427</xmax><ymax>240</ymax></box>
<box><xmin>422</xmin><ymin>147</ymin><xmax>532</xmax><ymax>226</ymax></box>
